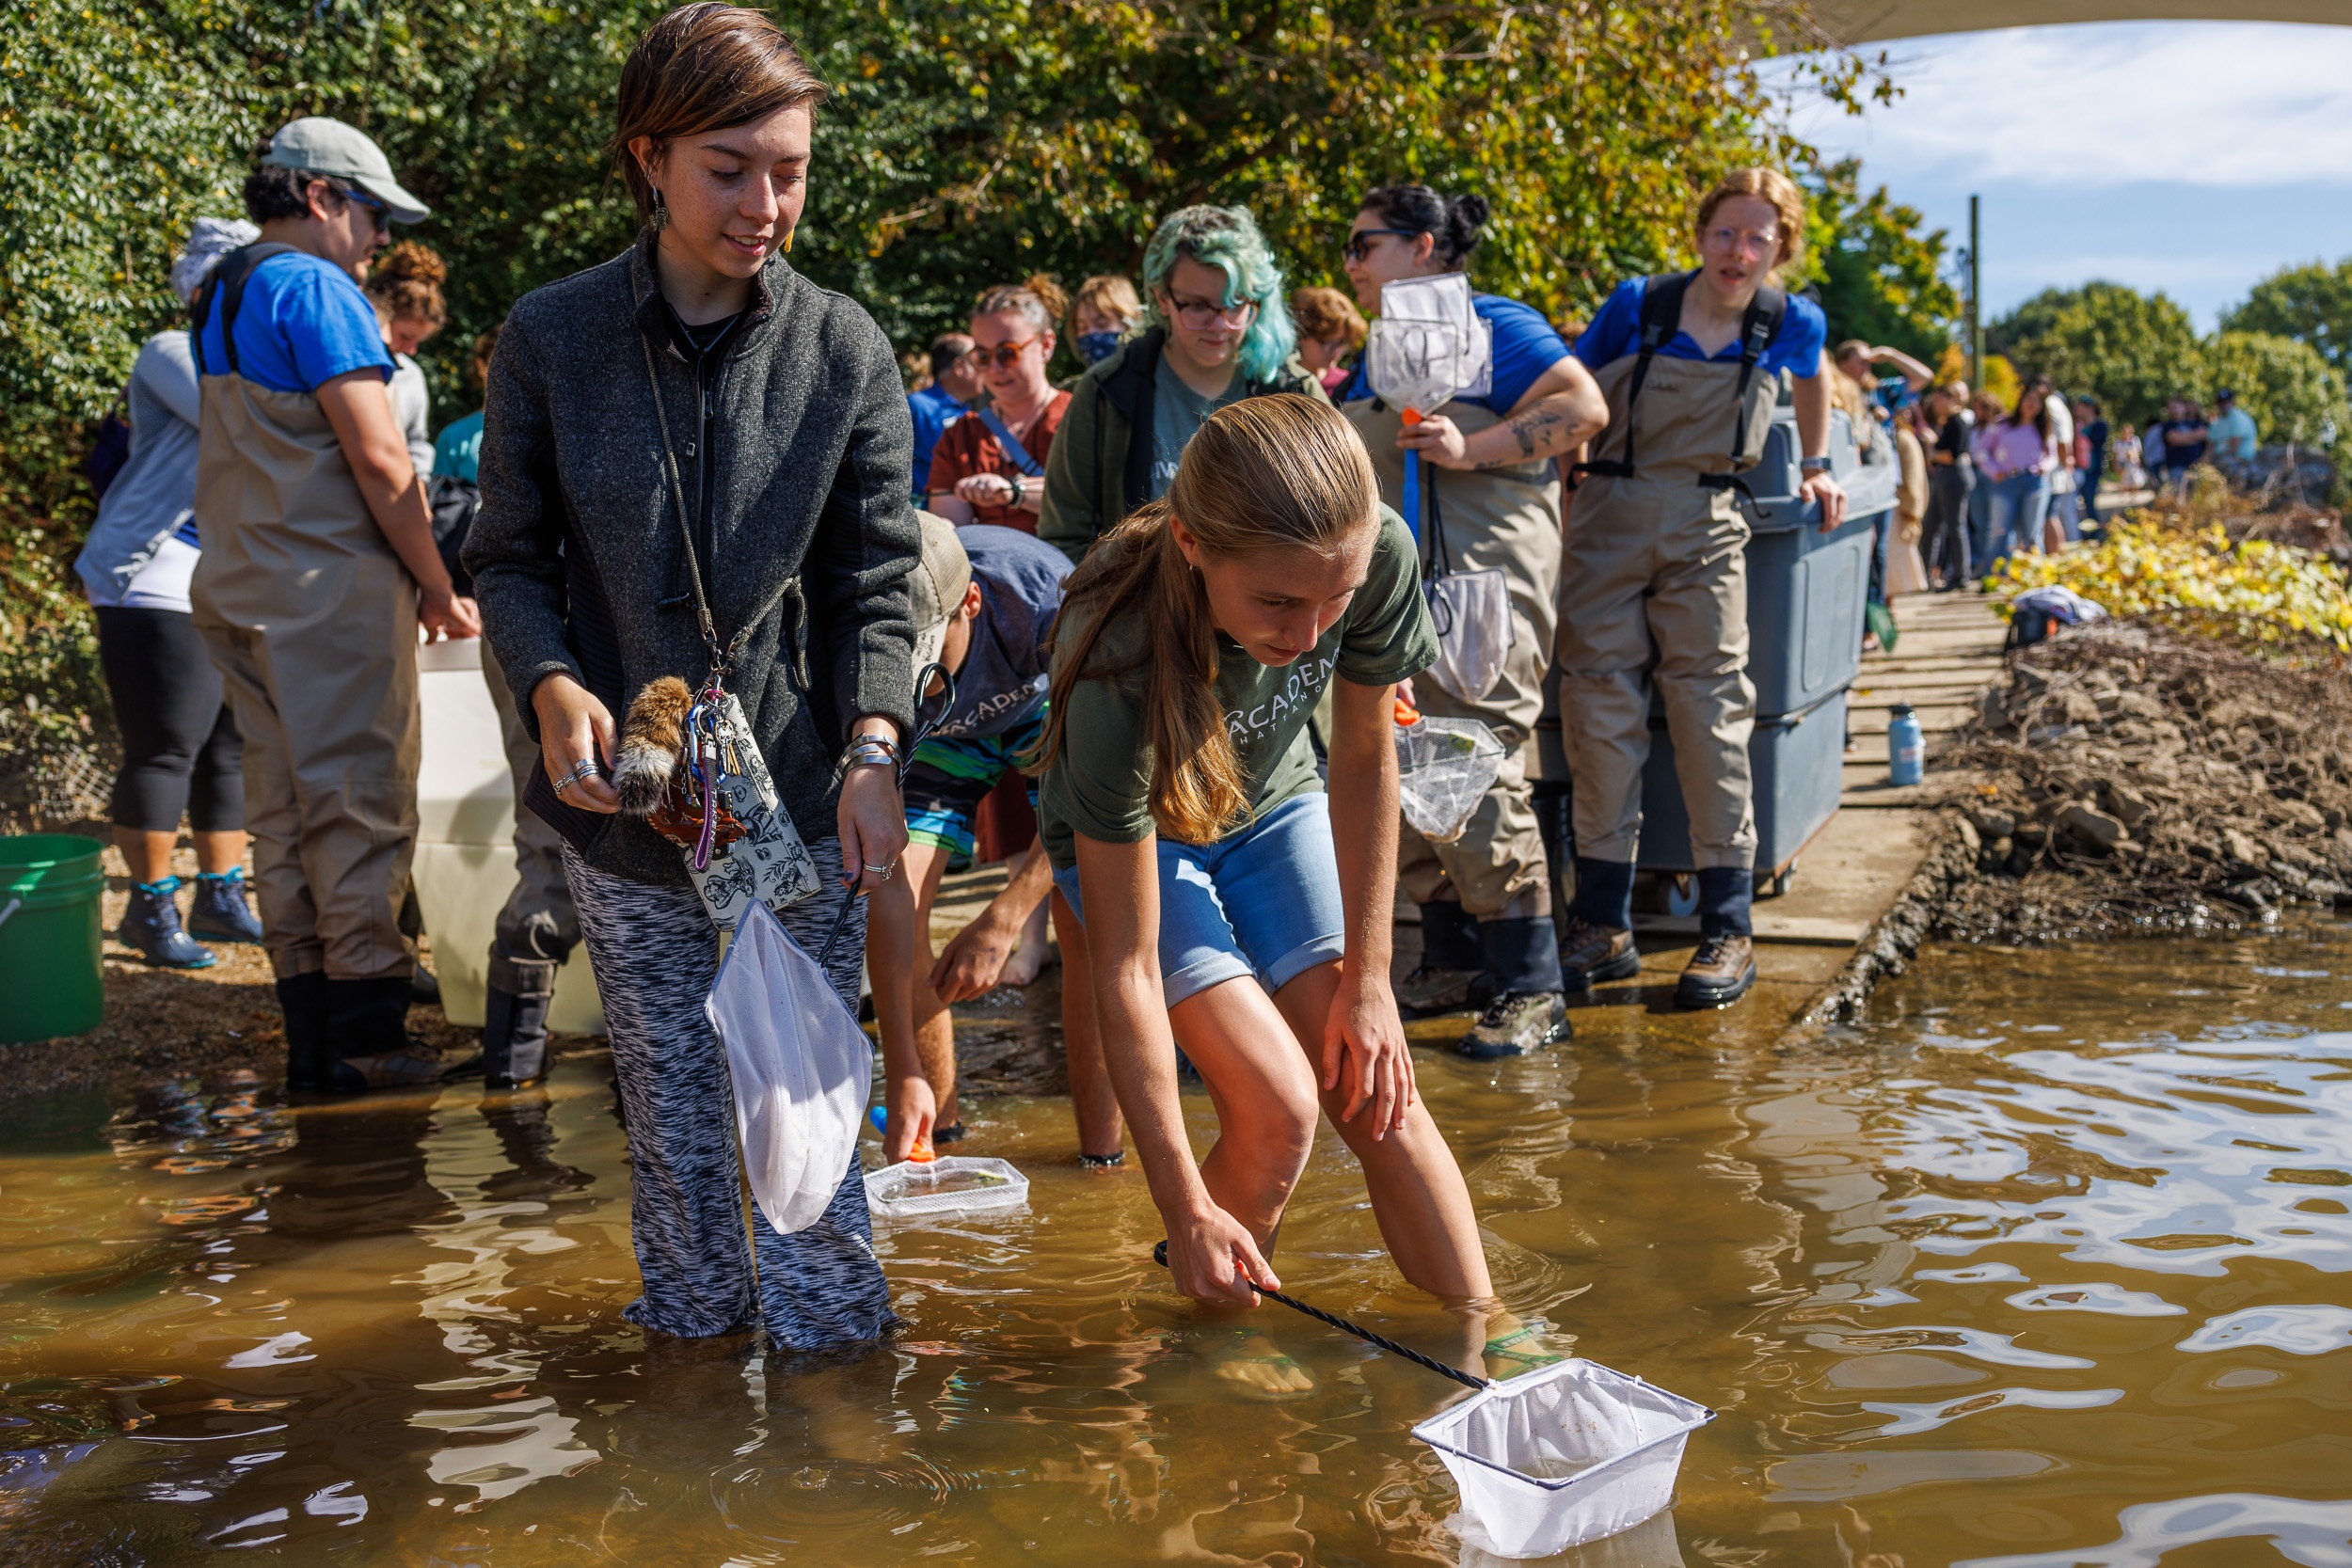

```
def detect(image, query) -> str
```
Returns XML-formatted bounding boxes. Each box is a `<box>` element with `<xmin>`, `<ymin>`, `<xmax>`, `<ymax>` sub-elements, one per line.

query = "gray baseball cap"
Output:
<box><xmin>908</xmin><ymin>512</ymin><xmax>973</xmax><ymax>673</ymax></box>
<box><xmin>262</xmin><ymin>117</ymin><xmax>432</xmax><ymax>225</ymax></box>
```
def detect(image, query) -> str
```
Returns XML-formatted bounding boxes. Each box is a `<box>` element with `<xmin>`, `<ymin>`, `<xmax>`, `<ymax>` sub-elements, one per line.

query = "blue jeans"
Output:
<box><xmin>1054</xmin><ymin>792</ymin><xmax>1345</xmax><ymax>1007</ymax></box>
<box><xmin>1981</xmin><ymin>471</ymin><xmax>2051</xmax><ymax>575</ymax></box>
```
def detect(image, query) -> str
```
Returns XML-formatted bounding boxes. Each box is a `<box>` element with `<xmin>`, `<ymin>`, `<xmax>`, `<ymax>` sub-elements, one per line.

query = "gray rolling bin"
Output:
<box><xmin>1624</xmin><ymin>398</ymin><xmax>1898</xmax><ymax>883</ymax></box>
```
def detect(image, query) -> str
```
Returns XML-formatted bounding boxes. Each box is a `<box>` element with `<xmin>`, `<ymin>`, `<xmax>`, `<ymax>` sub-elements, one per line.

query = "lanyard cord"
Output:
<box><xmin>641</xmin><ymin>333</ymin><xmax>746</xmax><ymax>682</ymax></box>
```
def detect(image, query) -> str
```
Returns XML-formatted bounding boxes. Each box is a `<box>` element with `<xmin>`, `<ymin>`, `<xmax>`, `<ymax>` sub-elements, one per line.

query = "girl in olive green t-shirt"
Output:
<box><xmin>1033</xmin><ymin>394</ymin><xmax>1502</xmax><ymax>1373</ymax></box>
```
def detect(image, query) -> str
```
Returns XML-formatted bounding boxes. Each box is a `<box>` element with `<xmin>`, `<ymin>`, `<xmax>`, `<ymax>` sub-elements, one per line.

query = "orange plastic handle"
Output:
<box><xmin>906</xmin><ymin>1134</ymin><xmax>936</xmax><ymax>1164</ymax></box>
<box><xmin>1401</xmin><ymin>407</ymin><xmax>1423</xmax><ymax>425</ymax></box>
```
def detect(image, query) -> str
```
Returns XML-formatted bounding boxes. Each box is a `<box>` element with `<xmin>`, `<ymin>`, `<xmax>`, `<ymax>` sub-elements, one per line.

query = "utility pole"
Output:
<box><xmin>1968</xmin><ymin>195</ymin><xmax>1984</xmax><ymax>388</ymax></box>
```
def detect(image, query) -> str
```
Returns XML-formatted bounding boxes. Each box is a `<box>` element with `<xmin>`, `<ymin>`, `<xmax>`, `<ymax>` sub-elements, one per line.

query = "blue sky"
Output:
<box><xmin>1763</xmin><ymin>22</ymin><xmax>2352</xmax><ymax>331</ymax></box>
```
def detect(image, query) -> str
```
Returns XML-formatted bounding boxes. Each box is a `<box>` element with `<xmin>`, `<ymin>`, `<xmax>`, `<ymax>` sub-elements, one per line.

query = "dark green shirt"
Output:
<box><xmin>1040</xmin><ymin>507</ymin><xmax>1436</xmax><ymax>870</ymax></box>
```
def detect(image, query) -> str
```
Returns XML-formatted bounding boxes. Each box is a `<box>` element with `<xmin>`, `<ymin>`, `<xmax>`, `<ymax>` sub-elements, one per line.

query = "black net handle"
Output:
<box><xmin>1152</xmin><ymin>1241</ymin><xmax>1487</xmax><ymax>1392</ymax></box>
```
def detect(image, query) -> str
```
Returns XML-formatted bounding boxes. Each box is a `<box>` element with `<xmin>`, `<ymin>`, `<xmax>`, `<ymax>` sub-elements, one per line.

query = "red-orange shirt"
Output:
<box><xmin>925</xmin><ymin>392</ymin><xmax>1071</xmax><ymax>533</ymax></box>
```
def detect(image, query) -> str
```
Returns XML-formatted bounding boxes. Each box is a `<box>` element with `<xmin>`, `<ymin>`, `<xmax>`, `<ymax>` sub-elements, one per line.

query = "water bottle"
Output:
<box><xmin>1887</xmin><ymin>703</ymin><xmax>1924</xmax><ymax>786</ymax></box>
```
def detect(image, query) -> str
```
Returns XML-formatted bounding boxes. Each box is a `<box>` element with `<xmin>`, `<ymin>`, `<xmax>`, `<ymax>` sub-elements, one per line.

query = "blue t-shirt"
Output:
<box><xmin>434</xmin><ymin>409</ymin><xmax>485</xmax><ymax>483</ymax></box>
<box><xmin>908</xmin><ymin>383</ymin><xmax>968</xmax><ymax>497</ymax></box>
<box><xmin>930</xmin><ymin>525</ymin><xmax>1071</xmax><ymax>741</ymax></box>
<box><xmin>1571</xmin><ymin>276</ymin><xmax>1827</xmax><ymax>379</ymax></box>
<box><xmin>1339</xmin><ymin>293</ymin><xmax>1569</xmax><ymax>415</ymax></box>
<box><xmin>194</xmin><ymin>250</ymin><xmax>392</xmax><ymax>394</ymax></box>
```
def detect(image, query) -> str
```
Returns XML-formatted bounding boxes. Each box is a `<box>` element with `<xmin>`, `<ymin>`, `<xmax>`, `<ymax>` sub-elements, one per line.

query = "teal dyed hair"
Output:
<box><xmin>1139</xmin><ymin>204</ymin><xmax>1296</xmax><ymax>384</ymax></box>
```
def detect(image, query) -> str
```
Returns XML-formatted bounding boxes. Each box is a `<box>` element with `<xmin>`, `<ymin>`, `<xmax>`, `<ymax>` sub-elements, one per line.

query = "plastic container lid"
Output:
<box><xmin>863</xmin><ymin>1155</ymin><xmax>1029</xmax><ymax>1222</ymax></box>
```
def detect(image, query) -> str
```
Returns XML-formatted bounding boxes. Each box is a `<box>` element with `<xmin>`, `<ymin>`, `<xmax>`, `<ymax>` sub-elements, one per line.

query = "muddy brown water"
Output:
<box><xmin>6</xmin><ymin>920</ymin><xmax>2351</xmax><ymax>1565</ymax></box>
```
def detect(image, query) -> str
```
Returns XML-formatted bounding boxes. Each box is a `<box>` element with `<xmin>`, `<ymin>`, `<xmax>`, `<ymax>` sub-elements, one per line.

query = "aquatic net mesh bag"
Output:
<box><xmin>863</xmin><ymin>1155</ymin><xmax>1031</xmax><ymax>1222</ymax></box>
<box><xmin>703</xmin><ymin>899</ymin><xmax>871</xmax><ymax>1234</ymax></box>
<box><xmin>1412</xmin><ymin>1357</ymin><xmax>1714</xmax><ymax>1560</ymax></box>
<box><xmin>1395</xmin><ymin>716</ymin><xmax>1506</xmax><ymax>843</ymax></box>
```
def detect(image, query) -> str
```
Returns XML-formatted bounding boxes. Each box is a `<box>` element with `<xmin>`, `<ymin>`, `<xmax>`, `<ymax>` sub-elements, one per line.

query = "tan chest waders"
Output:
<box><xmin>1555</xmin><ymin>273</ymin><xmax>1787</xmax><ymax>872</ymax></box>
<box><xmin>189</xmin><ymin>245</ymin><xmax>421</xmax><ymax>982</ymax></box>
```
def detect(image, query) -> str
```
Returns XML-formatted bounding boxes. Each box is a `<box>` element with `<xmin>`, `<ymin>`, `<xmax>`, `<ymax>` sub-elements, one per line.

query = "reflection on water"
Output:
<box><xmin>4</xmin><ymin>919</ymin><xmax>2351</xmax><ymax>1563</ymax></box>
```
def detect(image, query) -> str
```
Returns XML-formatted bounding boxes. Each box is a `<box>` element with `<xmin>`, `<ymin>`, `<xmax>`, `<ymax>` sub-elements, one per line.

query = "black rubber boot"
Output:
<box><xmin>324</xmin><ymin>977</ymin><xmax>423</xmax><ymax>1093</ymax></box>
<box><xmin>275</xmin><ymin>972</ymin><xmax>333</xmax><ymax>1092</ymax></box>
<box><xmin>483</xmin><ymin>955</ymin><xmax>557</xmax><ymax>1088</ymax></box>
<box><xmin>120</xmin><ymin>878</ymin><xmax>217</xmax><ymax>970</ymax></box>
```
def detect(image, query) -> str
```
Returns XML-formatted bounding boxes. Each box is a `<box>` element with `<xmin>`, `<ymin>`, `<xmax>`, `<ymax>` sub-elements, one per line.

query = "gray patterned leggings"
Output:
<box><xmin>563</xmin><ymin>840</ymin><xmax>900</xmax><ymax>1350</ymax></box>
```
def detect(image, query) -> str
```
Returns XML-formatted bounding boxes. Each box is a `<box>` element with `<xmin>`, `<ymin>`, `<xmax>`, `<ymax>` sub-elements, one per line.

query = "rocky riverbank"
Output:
<box><xmin>1933</xmin><ymin>619</ymin><xmax>2352</xmax><ymax>943</ymax></box>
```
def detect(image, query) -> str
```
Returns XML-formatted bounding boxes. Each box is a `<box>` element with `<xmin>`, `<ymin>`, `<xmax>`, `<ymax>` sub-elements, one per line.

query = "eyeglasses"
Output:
<box><xmin>342</xmin><ymin>187</ymin><xmax>392</xmax><ymax>234</ymax></box>
<box><xmin>1162</xmin><ymin>293</ymin><xmax>1255</xmax><ymax>330</ymax></box>
<box><xmin>1343</xmin><ymin>228</ymin><xmax>1418</xmax><ymax>262</ymax></box>
<box><xmin>975</xmin><ymin>335</ymin><xmax>1043</xmax><ymax>368</ymax></box>
<box><xmin>1701</xmin><ymin>224</ymin><xmax>1781</xmax><ymax>261</ymax></box>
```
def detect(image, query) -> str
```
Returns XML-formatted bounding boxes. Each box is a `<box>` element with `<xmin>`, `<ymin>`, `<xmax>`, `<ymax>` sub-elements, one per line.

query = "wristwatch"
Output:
<box><xmin>1800</xmin><ymin>455</ymin><xmax>1833</xmax><ymax>476</ymax></box>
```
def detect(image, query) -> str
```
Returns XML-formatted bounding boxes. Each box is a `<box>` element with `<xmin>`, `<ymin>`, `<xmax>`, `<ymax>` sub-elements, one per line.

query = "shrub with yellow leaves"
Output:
<box><xmin>1992</xmin><ymin>515</ymin><xmax>2352</xmax><ymax>655</ymax></box>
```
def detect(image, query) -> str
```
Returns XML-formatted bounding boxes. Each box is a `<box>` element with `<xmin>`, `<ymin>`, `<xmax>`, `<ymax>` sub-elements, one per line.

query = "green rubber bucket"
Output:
<box><xmin>0</xmin><ymin>834</ymin><xmax>106</xmax><ymax>1044</ymax></box>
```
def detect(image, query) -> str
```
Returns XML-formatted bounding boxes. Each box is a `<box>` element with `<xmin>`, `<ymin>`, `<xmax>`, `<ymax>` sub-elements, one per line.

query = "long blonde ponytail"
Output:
<box><xmin>1033</xmin><ymin>393</ymin><xmax>1379</xmax><ymax>844</ymax></box>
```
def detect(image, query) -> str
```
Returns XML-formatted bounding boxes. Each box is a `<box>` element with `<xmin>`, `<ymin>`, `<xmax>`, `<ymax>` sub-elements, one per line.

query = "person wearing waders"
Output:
<box><xmin>190</xmin><ymin>119</ymin><xmax>483</xmax><ymax>1092</ymax></box>
<box><xmin>1336</xmin><ymin>186</ymin><xmax>1608</xmax><ymax>1057</ymax></box>
<box><xmin>1556</xmin><ymin>168</ymin><xmax>1847</xmax><ymax>1009</ymax></box>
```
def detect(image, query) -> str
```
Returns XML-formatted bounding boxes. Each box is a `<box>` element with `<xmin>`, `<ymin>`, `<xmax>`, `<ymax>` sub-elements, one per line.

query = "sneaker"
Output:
<box><xmin>1395</xmin><ymin>964</ymin><xmax>1480</xmax><ymax>1018</ymax></box>
<box><xmin>119</xmin><ymin>878</ymin><xmax>217</xmax><ymax>970</ymax></box>
<box><xmin>1677</xmin><ymin>934</ymin><xmax>1757</xmax><ymax>1009</ymax></box>
<box><xmin>187</xmin><ymin>869</ymin><xmax>265</xmax><ymax>943</ymax></box>
<box><xmin>1556</xmin><ymin>917</ymin><xmax>1640</xmax><ymax>990</ymax></box>
<box><xmin>1455</xmin><ymin>990</ymin><xmax>1569</xmax><ymax>1060</ymax></box>
<box><xmin>331</xmin><ymin>1050</ymin><xmax>452</xmax><ymax>1091</ymax></box>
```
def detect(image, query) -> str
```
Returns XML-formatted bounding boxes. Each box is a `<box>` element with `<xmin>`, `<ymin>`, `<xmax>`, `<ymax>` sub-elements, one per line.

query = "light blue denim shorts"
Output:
<box><xmin>1054</xmin><ymin>792</ymin><xmax>1346</xmax><ymax>1006</ymax></box>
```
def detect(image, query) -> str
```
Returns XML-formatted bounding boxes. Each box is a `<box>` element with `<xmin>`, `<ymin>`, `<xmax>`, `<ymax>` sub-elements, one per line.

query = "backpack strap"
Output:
<box><xmin>1568</xmin><ymin>271</ymin><xmax>1690</xmax><ymax>490</ymax></box>
<box><xmin>973</xmin><ymin>404</ymin><xmax>1046</xmax><ymax>478</ymax></box>
<box><xmin>189</xmin><ymin>242</ymin><xmax>301</xmax><ymax>379</ymax></box>
<box><xmin>1697</xmin><ymin>284</ymin><xmax>1788</xmax><ymax>514</ymax></box>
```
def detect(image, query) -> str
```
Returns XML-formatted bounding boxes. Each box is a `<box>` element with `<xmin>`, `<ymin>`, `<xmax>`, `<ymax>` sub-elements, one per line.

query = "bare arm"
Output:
<box><xmin>1321</xmin><ymin>677</ymin><xmax>1414</xmax><ymax>1135</ymax></box>
<box><xmin>1793</xmin><ymin>353</ymin><xmax>1850</xmax><ymax>532</ymax></box>
<box><xmin>930</xmin><ymin>846</ymin><xmax>1056</xmax><ymax>1004</ymax></box>
<box><xmin>1074</xmin><ymin>831</ymin><xmax>1277</xmax><ymax>1304</ymax></box>
<box><xmin>864</xmin><ymin>871</ymin><xmax>938</xmax><ymax>1161</ymax></box>
<box><xmin>314</xmin><ymin>370</ymin><xmax>479</xmax><ymax>640</ymax></box>
<box><xmin>927</xmin><ymin>489</ymin><xmax>977</xmax><ymax>525</ymax></box>
<box><xmin>1868</xmin><ymin>344</ymin><xmax>1935</xmax><ymax>390</ymax></box>
<box><xmin>1407</xmin><ymin>357</ymin><xmax>1609</xmax><ymax>472</ymax></box>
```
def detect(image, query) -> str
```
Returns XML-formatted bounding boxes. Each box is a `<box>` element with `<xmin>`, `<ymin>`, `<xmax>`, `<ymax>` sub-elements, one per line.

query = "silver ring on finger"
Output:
<box><xmin>564</xmin><ymin>758</ymin><xmax>602</xmax><ymax>787</ymax></box>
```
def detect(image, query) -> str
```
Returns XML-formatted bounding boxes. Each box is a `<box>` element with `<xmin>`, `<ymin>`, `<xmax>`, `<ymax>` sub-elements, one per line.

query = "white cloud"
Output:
<box><xmin>1765</xmin><ymin>22</ymin><xmax>2352</xmax><ymax>189</ymax></box>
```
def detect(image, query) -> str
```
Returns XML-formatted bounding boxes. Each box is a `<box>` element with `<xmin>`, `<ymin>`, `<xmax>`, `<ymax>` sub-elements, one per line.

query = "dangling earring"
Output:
<box><xmin>781</xmin><ymin>228</ymin><xmax>794</xmax><ymax>255</ymax></box>
<box><xmin>650</xmin><ymin>188</ymin><xmax>669</xmax><ymax>232</ymax></box>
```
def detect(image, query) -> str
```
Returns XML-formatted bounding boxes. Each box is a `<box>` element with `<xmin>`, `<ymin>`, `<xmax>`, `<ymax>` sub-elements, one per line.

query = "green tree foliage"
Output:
<box><xmin>2223</xmin><ymin>258</ymin><xmax>2352</xmax><ymax>378</ymax></box>
<box><xmin>5</xmin><ymin>0</ymin><xmax>1848</xmax><ymax>804</ymax></box>
<box><xmin>1993</xmin><ymin>281</ymin><xmax>2203</xmax><ymax>429</ymax></box>
<box><xmin>2202</xmin><ymin>330</ymin><xmax>2346</xmax><ymax>450</ymax></box>
<box><xmin>1799</xmin><ymin>157</ymin><xmax>1958</xmax><ymax>364</ymax></box>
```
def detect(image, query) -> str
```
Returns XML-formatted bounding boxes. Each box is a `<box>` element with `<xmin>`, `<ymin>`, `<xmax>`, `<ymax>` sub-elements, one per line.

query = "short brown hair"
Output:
<box><xmin>1289</xmin><ymin>286</ymin><xmax>1366</xmax><ymax>351</ymax></box>
<box><xmin>1694</xmin><ymin>167</ymin><xmax>1806</xmax><ymax>272</ymax></box>
<box><xmin>610</xmin><ymin>4</ymin><xmax>828</xmax><ymax>227</ymax></box>
<box><xmin>1071</xmin><ymin>275</ymin><xmax>1142</xmax><ymax>331</ymax></box>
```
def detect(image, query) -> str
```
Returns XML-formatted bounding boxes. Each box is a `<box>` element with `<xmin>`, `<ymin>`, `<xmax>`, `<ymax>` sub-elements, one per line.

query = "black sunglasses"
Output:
<box><xmin>1343</xmin><ymin>228</ymin><xmax>1419</xmax><ymax>262</ymax></box>
<box><xmin>342</xmin><ymin>187</ymin><xmax>391</xmax><ymax>232</ymax></box>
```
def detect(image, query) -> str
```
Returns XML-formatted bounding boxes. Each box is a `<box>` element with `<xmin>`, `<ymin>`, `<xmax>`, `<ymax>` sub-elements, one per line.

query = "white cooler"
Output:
<box><xmin>413</xmin><ymin>637</ymin><xmax>605</xmax><ymax>1035</ymax></box>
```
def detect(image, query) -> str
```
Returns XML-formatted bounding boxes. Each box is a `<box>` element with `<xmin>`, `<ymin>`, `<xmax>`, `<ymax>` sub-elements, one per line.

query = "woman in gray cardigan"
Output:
<box><xmin>465</xmin><ymin>3</ymin><xmax>919</xmax><ymax>1351</ymax></box>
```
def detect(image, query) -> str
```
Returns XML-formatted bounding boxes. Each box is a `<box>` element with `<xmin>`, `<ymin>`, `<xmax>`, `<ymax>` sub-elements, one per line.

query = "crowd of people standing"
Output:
<box><xmin>92</xmin><ymin>0</ymin><xmax>2231</xmax><ymax>1367</ymax></box>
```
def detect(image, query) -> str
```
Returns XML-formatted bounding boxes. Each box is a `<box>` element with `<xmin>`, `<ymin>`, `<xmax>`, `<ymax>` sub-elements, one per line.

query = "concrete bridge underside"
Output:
<box><xmin>1808</xmin><ymin>0</ymin><xmax>2348</xmax><ymax>43</ymax></box>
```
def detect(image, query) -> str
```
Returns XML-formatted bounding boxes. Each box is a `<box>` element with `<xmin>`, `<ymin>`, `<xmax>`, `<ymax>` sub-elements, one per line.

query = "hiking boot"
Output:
<box><xmin>334</xmin><ymin>1051</ymin><xmax>453</xmax><ymax>1090</ymax></box>
<box><xmin>1556</xmin><ymin>916</ymin><xmax>1639</xmax><ymax>990</ymax></box>
<box><xmin>1455</xmin><ymin>990</ymin><xmax>1569</xmax><ymax>1060</ymax></box>
<box><xmin>1677</xmin><ymin>934</ymin><xmax>1756</xmax><ymax>1009</ymax></box>
<box><xmin>1395</xmin><ymin>965</ymin><xmax>1480</xmax><ymax>1018</ymax></box>
<box><xmin>119</xmin><ymin>878</ymin><xmax>217</xmax><ymax>970</ymax></box>
<box><xmin>186</xmin><ymin>868</ymin><xmax>265</xmax><ymax>943</ymax></box>
<box><xmin>409</xmin><ymin>961</ymin><xmax>441</xmax><ymax>1006</ymax></box>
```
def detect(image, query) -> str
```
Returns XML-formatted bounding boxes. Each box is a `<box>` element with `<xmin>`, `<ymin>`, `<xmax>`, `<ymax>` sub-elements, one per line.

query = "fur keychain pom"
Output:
<box><xmin>613</xmin><ymin>676</ymin><xmax>694</xmax><ymax>816</ymax></box>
